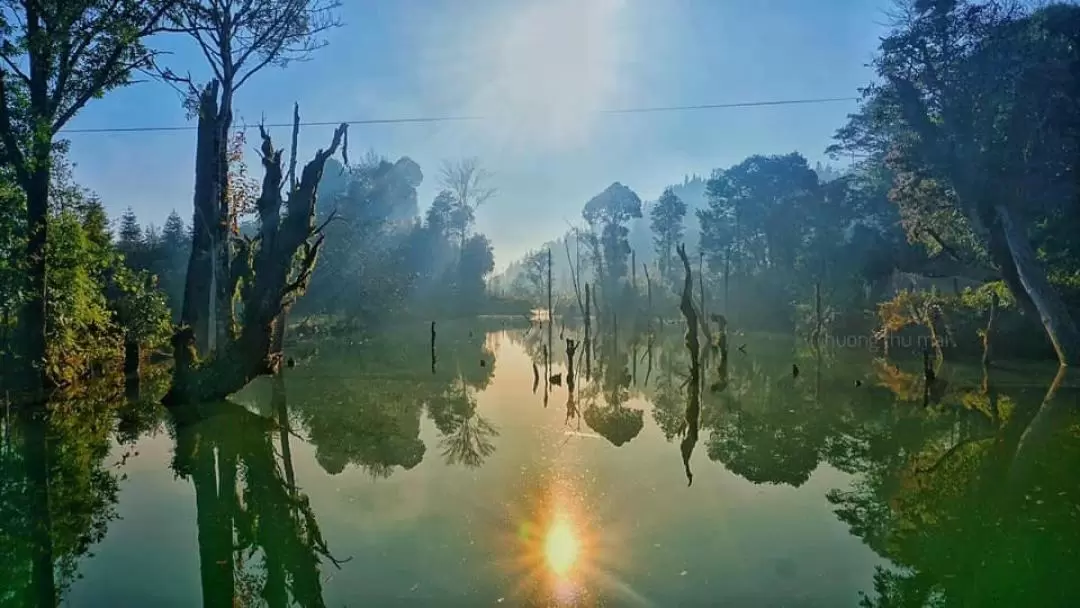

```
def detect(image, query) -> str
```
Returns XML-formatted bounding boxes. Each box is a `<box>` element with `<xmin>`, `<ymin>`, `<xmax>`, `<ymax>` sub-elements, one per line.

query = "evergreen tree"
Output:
<box><xmin>117</xmin><ymin>208</ymin><xmax>143</xmax><ymax>258</ymax></box>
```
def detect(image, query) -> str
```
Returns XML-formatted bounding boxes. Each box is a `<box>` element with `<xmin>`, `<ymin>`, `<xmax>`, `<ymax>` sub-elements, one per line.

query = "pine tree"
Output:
<box><xmin>162</xmin><ymin>211</ymin><xmax>187</xmax><ymax>254</ymax></box>
<box><xmin>157</xmin><ymin>210</ymin><xmax>191</xmax><ymax>318</ymax></box>
<box><xmin>118</xmin><ymin>207</ymin><xmax>143</xmax><ymax>255</ymax></box>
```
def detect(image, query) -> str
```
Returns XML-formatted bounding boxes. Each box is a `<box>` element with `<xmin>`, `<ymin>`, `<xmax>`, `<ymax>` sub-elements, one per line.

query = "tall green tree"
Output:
<box><xmin>582</xmin><ymin>182</ymin><xmax>643</xmax><ymax>303</ymax></box>
<box><xmin>0</xmin><ymin>0</ymin><xmax>177</xmax><ymax>395</ymax></box>
<box><xmin>650</xmin><ymin>187</ymin><xmax>687</xmax><ymax>284</ymax></box>
<box><xmin>698</xmin><ymin>153</ymin><xmax>819</xmax><ymax>278</ymax></box>
<box><xmin>116</xmin><ymin>207</ymin><xmax>142</xmax><ymax>259</ymax></box>
<box><xmin>158</xmin><ymin>210</ymin><xmax>190</xmax><ymax>316</ymax></box>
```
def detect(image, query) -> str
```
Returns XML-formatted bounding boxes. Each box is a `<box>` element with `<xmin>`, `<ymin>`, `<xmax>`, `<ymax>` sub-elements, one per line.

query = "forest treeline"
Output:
<box><xmin>1</xmin><ymin>0</ymin><xmax>1080</xmax><ymax>404</ymax></box>
<box><xmin>500</xmin><ymin>0</ymin><xmax>1080</xmax><ymax>367</ymax></box>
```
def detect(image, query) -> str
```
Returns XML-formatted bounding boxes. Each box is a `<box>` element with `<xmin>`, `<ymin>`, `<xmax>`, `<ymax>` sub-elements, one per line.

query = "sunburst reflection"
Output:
<box><xmin>544</xmin><ymin>515</ymin><xmax>580</xmax><ymax>577</ymax></box>
<box><xmin>493</xmin><ymin>465</ymin><xmax>648</xmax><ymax>607</ymax></box>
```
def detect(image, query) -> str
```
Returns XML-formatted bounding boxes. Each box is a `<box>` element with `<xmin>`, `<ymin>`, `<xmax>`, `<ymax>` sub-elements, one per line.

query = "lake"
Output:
<box><xmin>3</xmin><ymin>320</ymin><xmax>1079</xmax><ymax>607</ymax></box>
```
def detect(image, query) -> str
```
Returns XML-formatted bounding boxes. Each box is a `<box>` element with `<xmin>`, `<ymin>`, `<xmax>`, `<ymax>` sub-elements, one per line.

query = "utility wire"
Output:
<box><xmin>58</xmin><ymin>96</ymin><xmax>859</xmax><ymax>135</ymax></box>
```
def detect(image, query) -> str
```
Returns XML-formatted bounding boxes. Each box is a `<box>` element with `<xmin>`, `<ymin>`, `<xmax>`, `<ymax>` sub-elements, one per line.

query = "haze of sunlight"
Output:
<box><xmin>456</xmin><ymin>0</ymin><xmax>630</xmax><ymax>150</ymax></box>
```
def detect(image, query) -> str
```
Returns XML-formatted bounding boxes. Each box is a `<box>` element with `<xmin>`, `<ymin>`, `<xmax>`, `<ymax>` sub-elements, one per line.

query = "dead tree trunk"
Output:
<box><xmin>564</xmin><ymin>239</ymin><xmax>585</xmax><ymax>318</ymax></box>
<box><xmin>181</xmin><ymin>81</ymin><xmax>220</xmax><ymax>355</ymax></box>
<box><xmin>643</xmin><ymin>263</ymin><xmax>653</xmax><ymax>318</ymax></box>
<box><xmin>723</xmin><ymin>245</ymin><xmax>731</xmax><ymax>316</ymax></box>
<box><xmin>584</xmin><ymin>282</ymin><xmax>592</xmax><ymax>380</ymax></box>
<box><xmin>813</xmin><ymin>281</ymin><xmax>823</xmax><ymax>349</ymax></box>
<box><xmin>547</xmin><ymin>247</ymin><xmax>553</xmax><ymax>331</ymax></box>
<box><xmin>677</xmin><ymin>244</ymin><xmax>699</xmax><ymax>358</ymax></box>
<box><xmin>698</xmin><ymin>250</ymin><xmax>705</xmax><ymax>323</ymax></box>
<box><xmin>212</xmin><ymin>83</ymin><xmax>235</xmax><ymax>350</ymax></box>
<box><xmin>268</xmin><ymin>104</ymin><xmax>303</xmax><ymax>361</ymax></box>
<box><xmin>164</xmin><ymin>120</ymin><xmax>349</xmax><ymax>406</ymax></box>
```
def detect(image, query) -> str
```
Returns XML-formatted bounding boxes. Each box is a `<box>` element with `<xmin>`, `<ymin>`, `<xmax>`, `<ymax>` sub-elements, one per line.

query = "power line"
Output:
<box><xmin>59</xmin><ymin>96</ymin><xmax>859</xmax><ymax>135</ymax></box>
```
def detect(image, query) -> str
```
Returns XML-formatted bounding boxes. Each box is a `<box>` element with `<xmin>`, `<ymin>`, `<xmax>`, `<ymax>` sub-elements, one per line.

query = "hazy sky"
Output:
<box><xmin>62</xmin><ymin>0</ymin><xmax>889</xmax><ymax>270</ymax></box>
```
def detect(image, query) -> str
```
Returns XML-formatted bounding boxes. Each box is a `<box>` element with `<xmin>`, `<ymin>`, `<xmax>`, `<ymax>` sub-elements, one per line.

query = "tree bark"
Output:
<box><xmin>20</xmin><ymin>163</ymin><xmax>50</xmax><ymax>396</ymax></box>
<box><xmin>213</xmin><ymin>85</ymin><xmax>235</xmax><ymax>349</ymax></box>
<box><xmin>995</xmin><ymin>205</ymin><xmax>1080</xmax><ymax>365</ymax></box>
<box><xmin>181</xmin><ymin>81</ymin><xmax>220</xmax><ymax>355</ymax></box>
<box><xmin>124</xmin><ymin>339</ymin><xmax>140</xmax><ymax>380</ymax></box>
<box><xmin>165</xmin><ymin>121</ymin><xmax>348</xmax><ymax>406</ymax></box>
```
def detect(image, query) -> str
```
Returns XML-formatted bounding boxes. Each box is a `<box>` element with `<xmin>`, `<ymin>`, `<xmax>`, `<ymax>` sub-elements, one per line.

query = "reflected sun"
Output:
<box><xmin>544</xmin><ymin>517</ymin><xmax>580</xmax><ymax>576</ymax></box>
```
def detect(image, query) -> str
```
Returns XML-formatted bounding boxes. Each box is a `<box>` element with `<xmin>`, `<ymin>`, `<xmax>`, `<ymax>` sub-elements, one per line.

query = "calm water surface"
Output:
<box><xmin>4</xmin><ymin>321</ymin><xmax>1079</xmax><ymax>607</ymax></box>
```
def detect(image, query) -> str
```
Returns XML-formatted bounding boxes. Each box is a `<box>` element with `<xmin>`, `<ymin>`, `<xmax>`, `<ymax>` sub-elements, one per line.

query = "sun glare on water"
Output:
<box><xmin>544</xmin><ymin>517</ymin><xmax>580</xmax><ymax>577</ymax></box>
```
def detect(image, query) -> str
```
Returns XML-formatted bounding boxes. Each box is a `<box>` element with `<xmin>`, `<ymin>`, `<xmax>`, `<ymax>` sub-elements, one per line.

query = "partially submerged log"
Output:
<box><xmin>164</xmin><ymin>120</ymin><xmax>349</xmax><ymax>406</ymax></box>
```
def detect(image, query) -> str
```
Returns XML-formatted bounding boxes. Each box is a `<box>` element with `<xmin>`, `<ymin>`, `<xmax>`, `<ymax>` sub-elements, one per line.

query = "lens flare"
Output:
<box><xmin>544</xmin><ymin>517</ymin><xmax>579</xmax><ymax>576</ymax></box>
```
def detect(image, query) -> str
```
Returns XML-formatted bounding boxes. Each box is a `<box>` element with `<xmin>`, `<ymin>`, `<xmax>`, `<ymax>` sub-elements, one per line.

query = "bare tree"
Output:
<box><xmin>439</xmin><ymin>157</ymin><xmax>496</xmax><ymax>253</ymax></box>
<box><xmin>161</xmin><ymin>0</ymin><xmax>341</xmax><ymax>354</ymax></box>
<box><xmin>0</xmin><ymin>0</ymin><xmax>179</xmax><ymax>396</ymax></box>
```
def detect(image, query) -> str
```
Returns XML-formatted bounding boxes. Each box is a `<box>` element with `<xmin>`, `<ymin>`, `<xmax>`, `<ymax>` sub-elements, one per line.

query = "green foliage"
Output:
<box><xmin>0</xmin><ymin>159</ymin><xmax>174</xmax><ymax>383</ymax></box>
<box><xmin>650</xmin><ymin>186</ymin><xmax>686</xmax><ymax>284</ymax></box>
<box><xmin>106</xmin><ymin>265</ymin><xmax>172</xmax><ymax>348</ymax></box>
<box><xmin>958</xmin><ymin>281</ymin><xmax>1014</xmax><ymax>312</ymax></box>
<box><xmin>44</xmin><ymin>210</ymin><xmax>117</xmax><ymax>381</ymax></box>
<box><xmin>0</xmin><ymin>175</ymin><xmax>25</xmax><ymax>332</ymax></box>
<box><xmin>698</xmin><ymin>153</ymin><xmax>819</xmax><ymax>277</ymax></box>
<box><xmin>0</xmin><ymin>378</ymin><xmax>136</xmax><ymax>604</ymax></box>
<box><xmin>582</xmin><ymin>182</ymin><xmax>643</xmax><ymax>300</ymax></box>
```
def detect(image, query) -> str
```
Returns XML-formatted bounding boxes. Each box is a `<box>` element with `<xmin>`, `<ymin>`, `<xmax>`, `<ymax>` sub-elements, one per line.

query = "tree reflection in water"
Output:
<box><xmin>517</xmin><ymin>320</ymin><xmax>1080</xmax><ymax>605</ymax></box>
<box><xmin>170</xmin><ymin>373</ymin><xmax>347</xmax><ymax>608</ymax></box>
<box><xmin>0</xmin><ymin>377</ymin><xmax>159</xmax><ymax>607</ymax></box>
<box><xmin>3</xmin><ymin>323</ymin><xmax>1077</xmax><ymax>607</ymax></box>
<box><xmin>431</xmin><ymin>375</ymin><xmax>499</xmax><ymax>469</ymax></box>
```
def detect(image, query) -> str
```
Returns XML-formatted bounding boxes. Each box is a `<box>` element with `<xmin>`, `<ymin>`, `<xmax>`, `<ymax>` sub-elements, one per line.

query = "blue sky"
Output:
<box><xmin>62</xmin><ymin>0</ymin><xmax>889</xmax><ymax>270</ymax></box>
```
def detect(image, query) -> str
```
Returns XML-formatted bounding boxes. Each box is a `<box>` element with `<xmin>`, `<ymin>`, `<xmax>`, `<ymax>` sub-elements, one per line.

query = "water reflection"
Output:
<box><xmin>544</xmin><ymin>516</ymin><xmax>579</xmax><ymax>577</ymax></box>
<box><xmin>0</xmin><ymin>374</ymin><xmax>172</xmax><ymax>607</ymax></box>
<box><xmin>2</xmin><ymin>321</ymin><xmax>1079</xmax><ymax>605</ymax></box>
<box><xmin>433</xmin><ymin>376</ymin><xmax>499</xmax><ymax>468</ymax></box>
<box><xmin>171</xmin><ymin>378</ymin><xmax>346</xmax><ymax>608</ymax></box>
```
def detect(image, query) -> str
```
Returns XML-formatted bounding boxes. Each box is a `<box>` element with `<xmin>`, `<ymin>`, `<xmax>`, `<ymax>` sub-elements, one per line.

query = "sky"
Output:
<box><xmin>62</xmin><ymin>0</ymin><xmax>890</xmax><ymax>271</ymax></box>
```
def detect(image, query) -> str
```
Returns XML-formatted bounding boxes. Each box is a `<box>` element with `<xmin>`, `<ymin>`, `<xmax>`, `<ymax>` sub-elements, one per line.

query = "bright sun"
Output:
<box><xmin>544</xmin><ymin>517</ymin><xmax>580</xmax><ymax>576</ymax></box>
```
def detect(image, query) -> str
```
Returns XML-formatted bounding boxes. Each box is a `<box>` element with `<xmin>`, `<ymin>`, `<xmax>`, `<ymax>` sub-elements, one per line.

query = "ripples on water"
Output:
<box><xmin>2</xmin><ymin>320</ymin><xmax>1078</xmax><ymax>606</ymax></box>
